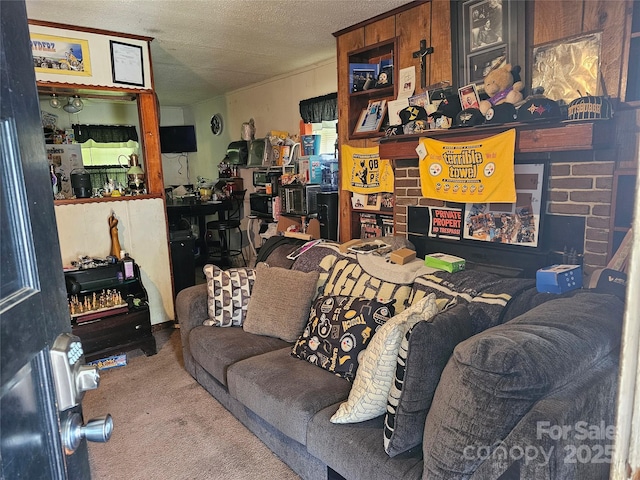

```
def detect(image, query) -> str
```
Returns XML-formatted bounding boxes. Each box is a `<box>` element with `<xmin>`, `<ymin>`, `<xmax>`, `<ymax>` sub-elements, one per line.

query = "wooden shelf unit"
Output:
<box><xmin>347</xmin><ymin>39</ymin><xmax>397</xmax><ymax>140</ymax></box>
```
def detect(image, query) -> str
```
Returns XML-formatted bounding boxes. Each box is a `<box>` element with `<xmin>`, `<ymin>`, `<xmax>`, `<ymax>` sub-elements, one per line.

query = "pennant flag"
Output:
<box><xmin>341</xmin><ymin>144</ymin><xmax>394</xmax><ymax>194</ymax></box>
<box><xmin>419</xmin><ymin>129</ymin><xmax>516</xmax><ymax>203</ymax></box>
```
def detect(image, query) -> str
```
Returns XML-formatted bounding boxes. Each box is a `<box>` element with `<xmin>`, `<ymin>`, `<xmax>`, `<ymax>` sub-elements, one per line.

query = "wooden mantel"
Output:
<box><xmin>378</xmin><ymin>121</ymin><xmax>615</xmax><ymax>161</ymax></box>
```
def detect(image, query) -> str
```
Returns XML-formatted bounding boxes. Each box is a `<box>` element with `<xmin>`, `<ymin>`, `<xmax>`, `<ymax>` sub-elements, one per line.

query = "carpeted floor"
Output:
<box><xmin>82</xmin><ymin>328</ymin><xmax>300</xmax><ymax>480</ymax></box>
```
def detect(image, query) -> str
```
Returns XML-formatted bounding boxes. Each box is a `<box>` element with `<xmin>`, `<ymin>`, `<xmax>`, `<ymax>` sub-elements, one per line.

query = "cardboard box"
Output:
<box><xmin>390</xmin><ymin>248</ymin><xmax>416</xmax><ymax>265</ymax></box>
<box><xmin>536</xmin><ymin>264</ymin><xmax>583</xmax><ymax>293</ymax></box>
<box><xmin>424</xmin><ymin>253</ymin><xmax>466</xmax><ymax>273</ymax></box>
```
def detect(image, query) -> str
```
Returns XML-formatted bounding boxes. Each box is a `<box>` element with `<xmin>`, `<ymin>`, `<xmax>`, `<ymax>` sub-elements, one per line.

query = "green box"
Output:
<box><xmin>424</xmin><ymin>253</ymin><xmax>466</xmax><ymax>273</ymax></box>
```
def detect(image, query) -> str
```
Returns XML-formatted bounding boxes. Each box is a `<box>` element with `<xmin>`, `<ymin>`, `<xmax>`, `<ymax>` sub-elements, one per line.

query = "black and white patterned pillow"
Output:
<box><xmin>291</xmin><ymin>295</ymin><xmax>394</xmax><ymax>382</ymax></box>
<box><xmin>384</xmin><ymin>304</ymin><xmax>473</xmax><ymax>457</ymax></box>
<box><xmin>203</xmin><ymin>265</ymin><xmax>256</xmax><ymax>327</ymax></box>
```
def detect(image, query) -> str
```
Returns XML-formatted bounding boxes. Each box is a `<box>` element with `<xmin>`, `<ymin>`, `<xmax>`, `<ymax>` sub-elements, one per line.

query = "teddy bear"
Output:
<box><xmin>478</xmin><ymin>64</ymin><xmax>524</xmax><ymax>117</ymax></box>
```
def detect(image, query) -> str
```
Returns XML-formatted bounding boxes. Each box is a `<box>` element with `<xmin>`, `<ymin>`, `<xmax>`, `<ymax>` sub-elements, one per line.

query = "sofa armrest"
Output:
<box><xmin>176</xmin><ymin>283</ymin><xmax>209</xmax><ymax>334</ymax></box>
<box><xmin>469</xmin><ymin>354</ymin><xmax>618</xmax><ymax>480</ymax></box>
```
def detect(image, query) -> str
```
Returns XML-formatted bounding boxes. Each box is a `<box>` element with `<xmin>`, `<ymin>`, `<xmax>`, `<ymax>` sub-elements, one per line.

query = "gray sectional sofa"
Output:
<box><xmin>176</xmin><ymin>241</ymin><xmax>624</xmax><ymax>480</ymax></box>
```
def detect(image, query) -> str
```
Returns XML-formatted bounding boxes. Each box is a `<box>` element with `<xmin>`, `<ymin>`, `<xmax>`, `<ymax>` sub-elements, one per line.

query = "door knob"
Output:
<box><xmin>62</xmin><ymin>412</ymin><xmax>113</xmax><ymax>455</ymax></box>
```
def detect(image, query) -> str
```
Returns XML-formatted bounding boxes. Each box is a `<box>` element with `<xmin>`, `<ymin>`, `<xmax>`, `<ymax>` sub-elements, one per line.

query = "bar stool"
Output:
<box><xmin>205</xmin><ymin>190</ymin><xmax>247</xmax><ymax>267</ymax></box>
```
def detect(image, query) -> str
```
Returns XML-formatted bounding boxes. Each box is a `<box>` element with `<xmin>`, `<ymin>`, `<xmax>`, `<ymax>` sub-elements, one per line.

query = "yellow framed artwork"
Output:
<box><xmin>30</xmin><ymin>33</ymin><xmax>92</xmax><ymax>76</ymax></box>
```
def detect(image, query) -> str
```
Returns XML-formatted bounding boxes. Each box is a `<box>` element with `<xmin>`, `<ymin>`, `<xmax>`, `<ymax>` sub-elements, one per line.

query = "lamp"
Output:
<box><xmin>63</xmin><ymin>95</ymin><xmax>83</xmax><ymax>113</ymax></box>
<box><xmin>49</xmin><ymin>94</ymin><xmax>62</xmax><ymax>109</ymax></box>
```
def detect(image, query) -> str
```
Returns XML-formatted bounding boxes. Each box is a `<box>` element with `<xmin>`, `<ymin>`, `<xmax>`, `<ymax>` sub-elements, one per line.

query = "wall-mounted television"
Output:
<box><xmin>159</xmin><ymin>125</ymin><xmax>197</xmax><ymax>153</ymax></box>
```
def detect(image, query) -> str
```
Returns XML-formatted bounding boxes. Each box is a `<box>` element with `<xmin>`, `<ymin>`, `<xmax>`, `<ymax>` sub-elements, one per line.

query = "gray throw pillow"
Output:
<box><xmin>422</xmin><ymin>291</ymin><xmax>624</xmax><ymax>479</ymax></box>
<box><xmin>383</xmin><ymin>304</ymin><xmax>473</xmax><ymax>457</ymax></box>
<box><xmin>243</xmin><ymin>263</ymin><xmax>319</xmax><ymax>342</ymax></box>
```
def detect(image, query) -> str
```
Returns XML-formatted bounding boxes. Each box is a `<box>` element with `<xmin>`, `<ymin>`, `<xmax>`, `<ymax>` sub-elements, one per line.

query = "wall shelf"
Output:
<box><xmin>378</xmin><ymin>121</ymin><xmax>615</xmax><ymax>161</ymax></box>
<box><xmin>347</xmin><ymin>38</ymin><xmax>397</xmax><ymax>141</ymax></box>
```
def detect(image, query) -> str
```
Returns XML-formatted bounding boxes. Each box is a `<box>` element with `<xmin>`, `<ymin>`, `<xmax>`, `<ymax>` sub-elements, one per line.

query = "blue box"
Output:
<box><xmin>536</xmin><ymin>264</ymin><xmax>583</xmax><ymax>293</ymax></box>
<box><xmin>304</xmin><ymin>154</ymin><xmax>337</xmax><ymax>186</ymax></box>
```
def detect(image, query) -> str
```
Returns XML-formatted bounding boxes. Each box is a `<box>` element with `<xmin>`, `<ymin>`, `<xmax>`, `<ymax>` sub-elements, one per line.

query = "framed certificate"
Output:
<box><xmin>110</xmin><ymin>40</ymin><xmax>144</xmax><ymax>87</ymax></box>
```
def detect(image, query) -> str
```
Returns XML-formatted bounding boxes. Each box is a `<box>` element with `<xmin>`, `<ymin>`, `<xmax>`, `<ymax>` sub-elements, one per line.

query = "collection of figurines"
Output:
<box><xmin>68</xmin><ymin>289</ymin><xmax>126</xmax><ymax>317</ymax></box>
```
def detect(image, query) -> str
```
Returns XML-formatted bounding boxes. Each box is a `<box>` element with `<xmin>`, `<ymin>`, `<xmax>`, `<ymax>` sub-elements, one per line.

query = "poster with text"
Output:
<box><xmin>428</xmin><ymin>206</ymin><xmax>464</xmax><ymax>240</ymax></box>
<box><xmin>419</xmin><ymin>129</ymin><xmax>516</xmax><ymax>203</ymax></box>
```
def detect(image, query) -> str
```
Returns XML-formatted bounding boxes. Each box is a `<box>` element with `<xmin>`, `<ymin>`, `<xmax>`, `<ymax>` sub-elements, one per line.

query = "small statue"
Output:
<box><xmin>109</xmin><ymin>212</ymin><xmax>122</xmax><ymax>259</ymax></box>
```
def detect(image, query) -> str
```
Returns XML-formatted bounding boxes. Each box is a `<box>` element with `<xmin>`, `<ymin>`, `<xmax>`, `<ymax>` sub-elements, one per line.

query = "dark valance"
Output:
<box><xmin>73</xmin><ymin>124</ymin><xmax>139</xmax><ymax>143</ymax></box>
<box><xmin>299</xmin><ymin>93</ymin><xmax>338</xmax><ymax>123</ymax></box>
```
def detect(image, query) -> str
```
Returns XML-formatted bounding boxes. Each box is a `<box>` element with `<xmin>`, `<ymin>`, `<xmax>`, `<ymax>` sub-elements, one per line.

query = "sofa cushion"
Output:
<box><xmin>307</xmin><ymin>403</ymin><xmax>423</xmax><ymax>480</ymax></box>
<box><xmin>291</xmin><ymin>295</ymin><xmax>394</xmax><ymax>382</ymax></box>
<box><xmin>203</xmin><ymin>265</ymin><xmax>256</xmax><ymax>327</ymax></box>
<box><xmin>188</xmin><ymin>325</ymin><xmax>290</xmax><ymax>386</ymax></box>
<box><xmin>384</xmin><ymin>304</ymin><xmax>473</xmax><ymax>457</ymax></box>
<box><xmin>243</xmin><ymin>263</ymin><xmax>319</xmax><ymax>342</ymax></box>
<box><xmin>331</xmin><ymin>294</ymin><xmax>438</xmax><ymax>424</ymax></box>
<box><xmin>227</xmin><ymin>348</ymin><xmax>351</xmax><ymax>446</ymax></box>
<box><xmin>422</xmin><ymin>291</ymin><xmax>625</xmax><ymax>479</ymax></box>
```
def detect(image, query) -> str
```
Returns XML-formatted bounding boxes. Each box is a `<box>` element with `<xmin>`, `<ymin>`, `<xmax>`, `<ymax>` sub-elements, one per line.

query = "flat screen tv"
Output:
<box><xmin>159</xmin><ymin>125</ymin><xmax>197</xmax><ymax>153</ymax></box>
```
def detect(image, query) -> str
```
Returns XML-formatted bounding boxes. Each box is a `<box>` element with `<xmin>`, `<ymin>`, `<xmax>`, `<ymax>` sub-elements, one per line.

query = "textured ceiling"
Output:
<box><xmin>25</xmin><ymin>0</ymin><xmax>413</xmax><ymax>107</ymax></box>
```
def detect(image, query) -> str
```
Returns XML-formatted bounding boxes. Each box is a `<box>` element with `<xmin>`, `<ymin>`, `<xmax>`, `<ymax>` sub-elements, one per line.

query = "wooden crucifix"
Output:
<box><xmin>412</xmin><ymin>39</ymin><xmax>434</xmax><ymax>90</ymax></box>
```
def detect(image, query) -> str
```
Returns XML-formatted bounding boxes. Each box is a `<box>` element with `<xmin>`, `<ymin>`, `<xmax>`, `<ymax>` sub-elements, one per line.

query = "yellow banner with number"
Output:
<box><xmin>418</xmin><ymin>129</ymin><xmax>516</xmax><ymax>203</ymax></box>
<box><xmin>341</xmin><ymin>144</ymin><xmax>394</xmax><ymax>194</ymax></box>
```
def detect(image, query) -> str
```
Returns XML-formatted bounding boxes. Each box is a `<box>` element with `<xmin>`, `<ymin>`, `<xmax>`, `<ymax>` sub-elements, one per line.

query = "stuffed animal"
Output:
<box><xmin>478</xmin><ymin>64</ymin><xmax>524</xmax><ymax>117</ymax></box>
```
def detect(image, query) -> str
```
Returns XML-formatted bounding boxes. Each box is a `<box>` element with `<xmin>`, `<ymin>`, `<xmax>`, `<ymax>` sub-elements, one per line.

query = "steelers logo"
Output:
<box><xmin>485</xmin><ymin>108</ymin><xmax>495</xmax><ymax>121</ymax></box>
<box><xmin>429</xmin><ymin>163</ymin><xmax>442</xmax><ymax>176</ymax></box>
<box><xmin>484</xmin><ymin>162</ymin><xmax>496</xmax><ymax>177</ymax></box>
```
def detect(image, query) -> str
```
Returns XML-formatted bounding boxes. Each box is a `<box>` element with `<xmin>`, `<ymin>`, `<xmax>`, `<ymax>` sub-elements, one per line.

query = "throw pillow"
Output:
<box><xmin>291</xmin><ymin>295</ymin><xmax>394</xmax><ymax>382</ymax></box>
<box><xmin>383</xmin><ymin>304</ymin><xmax>473</xmax><ymax>457</ymax></box>
<box><xmin>243</xmin><ymin>263</ymin><xmax>319</xmax><ymax>342</ymax></box>
<box><xmin>330</xmin><ymin>294</ymin><xmax>438</xmax><ymax>424</ymax></box>
<box><xmin>322</xmin><ymin>258</ymin><xmax>412</xmax><ymax>313</ymax></box>
<box><xmin>203</xmin><ymin>265</ymin><xmax>256</xmax><ymax>327</ymax></box>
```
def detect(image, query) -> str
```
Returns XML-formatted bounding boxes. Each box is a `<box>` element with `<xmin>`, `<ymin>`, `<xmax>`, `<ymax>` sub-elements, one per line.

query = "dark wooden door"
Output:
<box><xmin>1</xmin><ymin>2</ymin><xmax>97</xmax><ymax>478</ymax></box>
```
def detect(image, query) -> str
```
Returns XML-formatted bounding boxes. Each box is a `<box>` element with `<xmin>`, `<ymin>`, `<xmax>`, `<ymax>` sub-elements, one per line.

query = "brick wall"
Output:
<box><xmin>392</xmin><ymin>159</ymin><xmax>615</xmax><ymax>276</ymax></box>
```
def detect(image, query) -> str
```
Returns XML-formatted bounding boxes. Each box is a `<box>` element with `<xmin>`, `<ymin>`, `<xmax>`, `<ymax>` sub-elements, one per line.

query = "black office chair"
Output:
<box><xmin>205</xmin><ymin>190</ymin><xmax>247</xmax><ymax>267</ymax></box>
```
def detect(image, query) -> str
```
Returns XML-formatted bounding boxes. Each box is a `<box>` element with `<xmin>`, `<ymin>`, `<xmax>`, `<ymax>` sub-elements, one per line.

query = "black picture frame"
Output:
<box><xmin>455</xmin><ymin>0</ymin><xmax>525</xmax><ymax>91</ymax></box>
<box><xmin>110</xmin><ymin>40</ymin><xmax>145</xmax><ymax>87</ymax></box>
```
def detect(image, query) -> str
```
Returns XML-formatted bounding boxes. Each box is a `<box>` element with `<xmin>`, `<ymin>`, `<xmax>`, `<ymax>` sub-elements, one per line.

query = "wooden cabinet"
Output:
<box><xmin>65</xmin><ymin>262</ymin><xmax>156</xmax><ymax>362</ymax></box>
<box><xmin>334</xmin><ymin>0</ymin><xmax>453</xmax><ymax>241</ymax></box>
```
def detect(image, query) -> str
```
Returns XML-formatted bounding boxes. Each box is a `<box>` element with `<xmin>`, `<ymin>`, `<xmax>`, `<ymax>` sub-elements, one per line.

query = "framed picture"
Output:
<box><xmin>110</xmin><ymin>40</ymin><xmax>145</xmax><ymax>87</ymax></box>
<box><xmin>354</xmin><ymin>100</ymin><xmax>387</xmax><ymax>135</ymax></box>
<box><xmin>531</xmin><ymin>32</ymin><xmax>602</xmax><ymax>105</ymax></box>
<box><xmin>31</xmin><ymin>33</ymin><xmax>92</xmax><ymax>76</ymax></box>
<box><xmin>349</xmin><ymin>63</ymin><xmax>378</xmax><ymax>93</ymax></box>
<box><xmin>458</xmin><ymin>83</ymin><xmax>481</xmax><ymax>110</ymax></box>
<box><xmin>468</xmin><ymin>46</ymin><xmax>507</xmax><ymax>83</ymax></box>
<box><xmin>456</xmin><ymin>0</ymin><xmax>524</xmax><ymax>89</ymax></box>
<box><xmin>379</xmin><ymin>192</ymin><xmax>395</xmax><ymax>213</ymax></box>
<box><xmin>462</xmin><ymin>163</ymin><xmax>546</xmax><ymax>247</ymax></box>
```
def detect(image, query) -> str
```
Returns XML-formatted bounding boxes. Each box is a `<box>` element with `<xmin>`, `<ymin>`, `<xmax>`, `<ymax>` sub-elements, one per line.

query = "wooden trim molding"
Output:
<box><xmin>378</xmin><ymin>121</ymin><xmax>615</xmax><ymax>161</ymax></box>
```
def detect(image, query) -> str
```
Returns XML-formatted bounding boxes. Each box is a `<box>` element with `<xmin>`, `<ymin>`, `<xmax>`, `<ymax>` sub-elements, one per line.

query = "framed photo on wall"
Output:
<box><xmin>462</xmin><ymin>163</ymin><xmax>546</xmax><ymax>248</ymax></box>
<box><xmin>455</xmin><ymin>0</ymin><xmax>525</xmax><ymax>90</ymax></box>
<box><xmin>110</xmin><ymin>40</ymin><xmax>145</xmax><ymax>87</ymax></box>
<box><xmin>31</xmin><ymin>33</ymin><xmax>92</xmax><ymax>76</ymax></box>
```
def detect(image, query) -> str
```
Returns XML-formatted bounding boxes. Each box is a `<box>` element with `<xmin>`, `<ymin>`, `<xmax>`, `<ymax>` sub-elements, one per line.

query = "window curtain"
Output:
<box><xmin>299</xmin><ymin>93</ymin><xmax>338</xmax><ymax>123</ymax></box>
<box><xmin>73</xmin><ymin>124</ymin><xmax>139</xmax><ymax>143</ymax></box>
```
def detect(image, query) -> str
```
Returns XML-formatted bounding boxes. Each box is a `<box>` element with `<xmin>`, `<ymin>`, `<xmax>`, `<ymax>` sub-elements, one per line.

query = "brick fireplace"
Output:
<box><xmin>379</xmin><ymin>122</ymin><xmax>618</xmax><ymax>278</ymax></box>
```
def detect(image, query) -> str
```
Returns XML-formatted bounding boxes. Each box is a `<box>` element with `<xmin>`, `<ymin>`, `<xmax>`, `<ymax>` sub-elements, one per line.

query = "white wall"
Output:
<box><xmin>54</xmin><ymin>198</ymin><xmax>173</xmax><ymax>326</ymax></box>
<box><xmin>187</xmin><ymin>58</ymin><xmax>338</xmax><ymax>182</ymax></box>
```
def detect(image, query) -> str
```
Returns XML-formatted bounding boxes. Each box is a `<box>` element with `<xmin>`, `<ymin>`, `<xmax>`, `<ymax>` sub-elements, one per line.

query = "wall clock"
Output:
<box><xmin>210</xmin><ymin>113</ymin><xmax>223</xmax><ymax>135</ymax></box>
